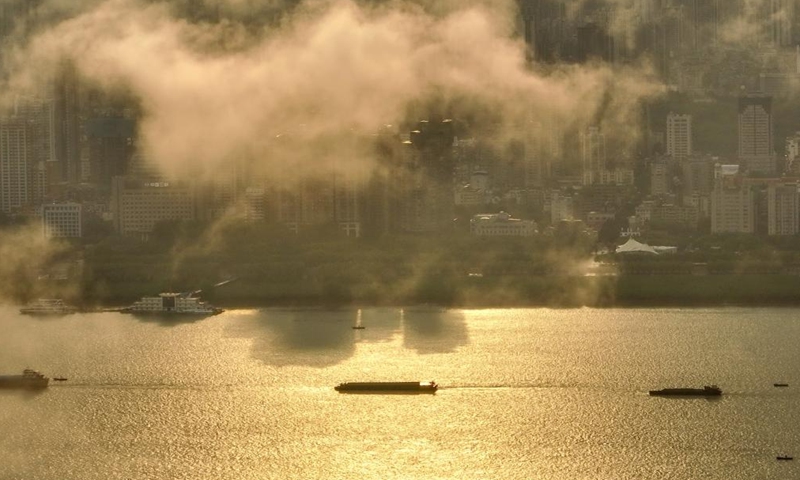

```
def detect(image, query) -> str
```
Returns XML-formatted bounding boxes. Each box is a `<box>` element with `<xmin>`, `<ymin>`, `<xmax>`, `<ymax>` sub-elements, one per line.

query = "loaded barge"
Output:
<box><xmin>649</xmin><ymin>385</ymin><xmax>721</xmax><ymax>397</ymax></box>
<box><xmin>334</xmin><ymin>381</ymin><xmax>438</xmax><ymax>394</ymax></box>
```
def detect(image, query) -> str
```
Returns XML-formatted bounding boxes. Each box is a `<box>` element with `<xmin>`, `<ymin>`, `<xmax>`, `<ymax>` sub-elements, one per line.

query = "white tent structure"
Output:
<box><xmin>616</xmin><ymin>237</ymin><xmax>658</xmax><ymax>255</ymax></box>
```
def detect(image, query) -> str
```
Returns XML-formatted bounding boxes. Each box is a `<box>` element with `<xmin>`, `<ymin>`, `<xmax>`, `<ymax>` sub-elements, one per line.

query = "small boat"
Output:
<box><xmin>777</xmin><ymin>456</ymin><xmax>794</xmax><ymax>461</ymax></box>
<box><xmin>649</xmin><ymin>385</ymin><xmax>722</xmax><ymax>396</ymax></box>
<box><xmin>53</xmin><ymin>377</ymin><xmax>68</xmax><ymax>382</ymax></box>
<box><xmin>335</xmin><ymin>381</ymin><xmax>438</xmax><ymax>394</ymax></box>
<box><xmin>774</xmin><ymin>383</ymin><xmax>789</xmax><ymax>387</ymax></box>
<box><xmin>351</xmin><ymin>326</ymin><xmax>365</xmax><ymax>330</ymax></box>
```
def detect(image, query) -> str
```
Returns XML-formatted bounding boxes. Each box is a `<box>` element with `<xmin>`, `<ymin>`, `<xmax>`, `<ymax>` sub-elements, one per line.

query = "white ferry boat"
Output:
<box><xmin>120</xmin><ymin>292</ymin><xmax>223</xmax><ymax>316</ymax></box>
<box><xmin>20</xmin><ymin>299</ymin><xmax>78</xmax><ymax>316</ymax></box>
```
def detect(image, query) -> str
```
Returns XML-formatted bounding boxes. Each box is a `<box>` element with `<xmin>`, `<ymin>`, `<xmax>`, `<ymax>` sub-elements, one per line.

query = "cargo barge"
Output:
<box><xmin>334</xmin><ymin>381</ymin><xmax>438</xmax><ymax>394</ymax></box>
<box><xmin>649</xmin><ymin>385</ymin><xmax>721</xmax><ymax>396</ymax></box>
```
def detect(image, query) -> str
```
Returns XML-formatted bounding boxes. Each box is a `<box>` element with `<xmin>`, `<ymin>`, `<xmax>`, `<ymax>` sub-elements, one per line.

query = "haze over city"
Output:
<box><xmin>5</xmin><ymin>2</ymin><xmax>800</xmax><ymax>479</ymax></box>
<box><xmin>0</xmin><ymin>0</ymin><xmax>798</xmax><ymax>307</ymax></box>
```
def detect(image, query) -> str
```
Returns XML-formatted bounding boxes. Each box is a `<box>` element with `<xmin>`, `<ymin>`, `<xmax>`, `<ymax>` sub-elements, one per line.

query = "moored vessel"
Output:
<box><xmin>334</xmin><ymin>381</ymin><xmax>438</xmax><ymax>393</ymax></box>
<box><xmin>0</xmin><ymin>369</ymin><xmax>49</xmax><ymax>389</ymax></box>
<box><xmin>649</xmin><ymin>385</ymin><xmax>721</xmax><ymax>396</ymax></box>
<box><xmin>20</xmin><ymin>299</ymin><xmax>77</xmax><ymax>316</ymax></box>
<box><xmin>120</xmin><ymin>292</ymin><xmax>223</xmax><ymax>316</ymax></box>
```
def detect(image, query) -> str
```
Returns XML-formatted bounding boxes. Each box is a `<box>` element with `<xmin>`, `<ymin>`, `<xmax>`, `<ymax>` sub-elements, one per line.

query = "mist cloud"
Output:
<box><xmin>0</xmin><ymin>224</ymin><xmax>72</xmax><ymax>303</ymax></box>
<box><xmin>3</xmin><ymin>0</ymin><xmax>662</xmax><ymax>182</ymax></box>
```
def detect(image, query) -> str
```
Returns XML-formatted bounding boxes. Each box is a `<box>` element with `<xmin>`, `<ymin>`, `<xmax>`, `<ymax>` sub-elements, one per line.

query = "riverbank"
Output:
<box><xmin>87</xmin><ymin>273</ymin><xmax>800</xmax><ymax>309</ymax></box>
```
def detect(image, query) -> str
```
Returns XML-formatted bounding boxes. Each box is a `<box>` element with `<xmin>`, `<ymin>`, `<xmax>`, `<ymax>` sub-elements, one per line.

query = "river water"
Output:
<box><xmin>1</xmin><ymin>306</ymin><xmax>799</xmax><ymax>479</ymax></box>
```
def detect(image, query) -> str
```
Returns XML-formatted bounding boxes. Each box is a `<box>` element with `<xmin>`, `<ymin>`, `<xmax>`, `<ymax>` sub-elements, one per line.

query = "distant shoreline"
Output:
<box><xmin>54</xmin><ymin>273</ymin><xmax>800</xmax><ymax>311</ymax></box>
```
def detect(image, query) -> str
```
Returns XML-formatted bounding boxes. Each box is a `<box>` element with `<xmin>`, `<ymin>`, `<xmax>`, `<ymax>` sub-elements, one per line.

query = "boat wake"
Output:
<box><xmin>441</xmin><ymin>383</ymin><xmax>547</xmax><ymax>390</ymax></box>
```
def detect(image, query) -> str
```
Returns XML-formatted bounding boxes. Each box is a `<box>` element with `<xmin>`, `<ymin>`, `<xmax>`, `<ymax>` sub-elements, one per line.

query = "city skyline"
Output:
<box><xmin>0</xmin><ymin>1</ymin><xmax>799</xmax><ymax>307</ymax></box>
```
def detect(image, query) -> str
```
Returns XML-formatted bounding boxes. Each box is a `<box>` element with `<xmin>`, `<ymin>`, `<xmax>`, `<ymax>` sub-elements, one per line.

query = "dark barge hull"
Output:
<box><xmin>649</xmin><ymin>387</ymin><xmax>721</xmax><ymax>397</ymax></box>
<box><xmin>334</xmin><ymin>382</ymin><xmax>438</xmax><ymax>394</ymax></box>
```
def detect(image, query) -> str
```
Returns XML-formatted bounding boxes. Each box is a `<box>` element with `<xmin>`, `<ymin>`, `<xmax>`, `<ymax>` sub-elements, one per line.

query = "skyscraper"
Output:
<box><xmin>666</xmin><ymin>113</ymin><xmax>693</xmax><ymax>159</ymax></box>
<box><xmin>82</xmin><ymin>117</ymin><xmax>135</xmax><ymax>189</ymax></box>
<box><xmin>0</xmin><ymin>115</ymin><xmax>29</xmax><ymax>213</ymax></box>
<box><xmin>738</xmin><ymin>94</ymin><xmax>775</xmax><ymax>174</ymax></box>
<box><xmin>14</xmin><ymin>96</ymin><xmax>55</xmax><ymax>205</ymax></box>
<box><xmin>581</xmin><ymin>126</ymin><xmax>606</xmax><ymax>186</ymax></box>
<box><xmin>767</xmin><ymin>182</ymin><xmax>800</xmax><ymax>235</ymax></box>
<box><xmin>519</xmin><ymin>0</ymin><xmax>571</xmax><ymax>63</ymax></box>
<box><xmin>687</xmin><ymin>0</ymin><xmax>720</xmax><ymax>51</ymax></box>
<box><xmin>711</xmin><ymin>164</ymin><xmax>755</xmax><ymax>233</ymax></box>
<box><xmin>767</xmin><ymin>0</ymin><xmax>794</xmax><ymax>47</ymax></box>
<box><xmin>53</xmin><ymin>61</ymin><xmax>82</xmax><ymax>184</ymax></box>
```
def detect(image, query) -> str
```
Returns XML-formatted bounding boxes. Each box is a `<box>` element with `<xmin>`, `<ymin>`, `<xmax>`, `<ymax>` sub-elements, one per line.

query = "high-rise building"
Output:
<box><xmin>0</xmin><ymin>115</ymin><xmax>28</xmax><ymax>212</ymax></box>
<box><xmin>13</xmin><ymin>96</ymin><xmax>55</xmax><ymax>205</ymax></box>
<box><xmin>110</xmin><ymin>176</ymin><xmax>196</xmax><ymax>237</ymax></box>
<box><xmin>576</xmin><ymin>22</ymin><xmax>616</xmax><ymax>63</ymax></box>
<box><xmin>581</xmin><ymin>126</ymin><xmax>606</xmax><ymax>186</ymax></box>
<box><xmin>397</xmin><ymin>120</ymin><xmax>456</xmax><ymax>233</ymax></box>
<box><xmin>651</xmin><ymin>161</ymin><xmax>670</xmax><ymax>196</ymax></box>
<box><xmin>666</xmin><ymin>113</ymin><xmax>693</xmax><ymax>158</ymax></box>
<box><xmin>523</xmin><ymin>121</ymin><xmax>559</xmax><ymax>188</ymax></box>
<box><xmin>738</xmin><ymin>94</ymin><xmax>775</xmax><ymax>174</ymax></box>
<box><xmin>244</xmin><ymin>187</ymin><xmax>266</xmax><ymax>223</ymax></box>
<box><xmin>767</xmin><ymin>0</ymin><xmax>794</xmax><ymax>47</ymax></box>
<box><xmin>711</xmin><ymin>164</ymin><xmax>755</xmax><ymax>233</ymax></box>
<box><xmin>550</xmin><ymin>190</ymin><xmax>574</xmax><ymax>223</ymax></box>
<box><xmin>767</xmin><ymin>181</ymin><xmax>800</xmax><ymax>235</ymax></box>
<box><xmin>83</xmin><ymin>117</ymin><xmax>135</xmax><ymax>188</ymax></box>
<box><xmin>285</xmin><ymin>179</ymin><xmax>331</xmax><ymax>229</ymax></box>
<box><xmin>519</xmin><ymin>0</ymin><xmax>571</xmax><ymax>63</ymax></box>
<box><xmin>53</xmin><ymin>61</ymin><xmax>82</xmax><ymax>184</ymax></box>
<box><xmin>686</xmin><ymin>0</ymin><xmax>720</xmax><ymax>50</ymax></box>
<box><xmin>42</xmin><ymin>202</ymin><xmax>82</xmax><ymax>238</ymax></box>
<box><xmin>333</xmin><ymin>170</ymin><xmax>361</xmax><ymax>238</ymax></box>
<box><xmin>682</xmin><ymin>154</ymin><xmax>715</xmax><ymax>195</ymax></box>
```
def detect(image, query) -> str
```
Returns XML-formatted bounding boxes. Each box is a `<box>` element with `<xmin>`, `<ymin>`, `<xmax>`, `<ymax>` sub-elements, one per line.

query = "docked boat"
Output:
<box><xmin>20</xmin><ymin>299</ymin><xmax>77</xmax><ymax>316</ymax></box>
<box><xmin>649</xmin><ymin>385</ymin><xmax>722</xmax><ymax>396</ymax></box>
<box><xmin>0</xmin><ymin>369</ymin><xmax>49</xmax><ymax>389</ymax></box>
<box><xmin>120</xmin><ymin>292</ymin><xmax>223</xmax><ymax>316</ymax></box>
<box><xmin>334</xmin><ymin>381</ymin><xmax>438</xmax><ymax>394</ymax></box>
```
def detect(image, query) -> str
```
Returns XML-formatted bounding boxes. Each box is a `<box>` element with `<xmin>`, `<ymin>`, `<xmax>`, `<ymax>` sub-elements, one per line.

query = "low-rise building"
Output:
<box><xmin>454</xmin><ymin>185</ymin><xmax>488</xmax><ymax>206</ymax></box>
<box><xmin>470</xmin><ymin>212</ymin><xmax>536</xmax><ymax>237</ymax></box>
<box><xmin>586</xmin><ymin>211</ymin><xmax>615</xmax><ymax>230</ymax></box>
<box><xmin>651</xmin><ymin>202</ymin><xmax>700</xmax><ymax>227</ymax></box>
